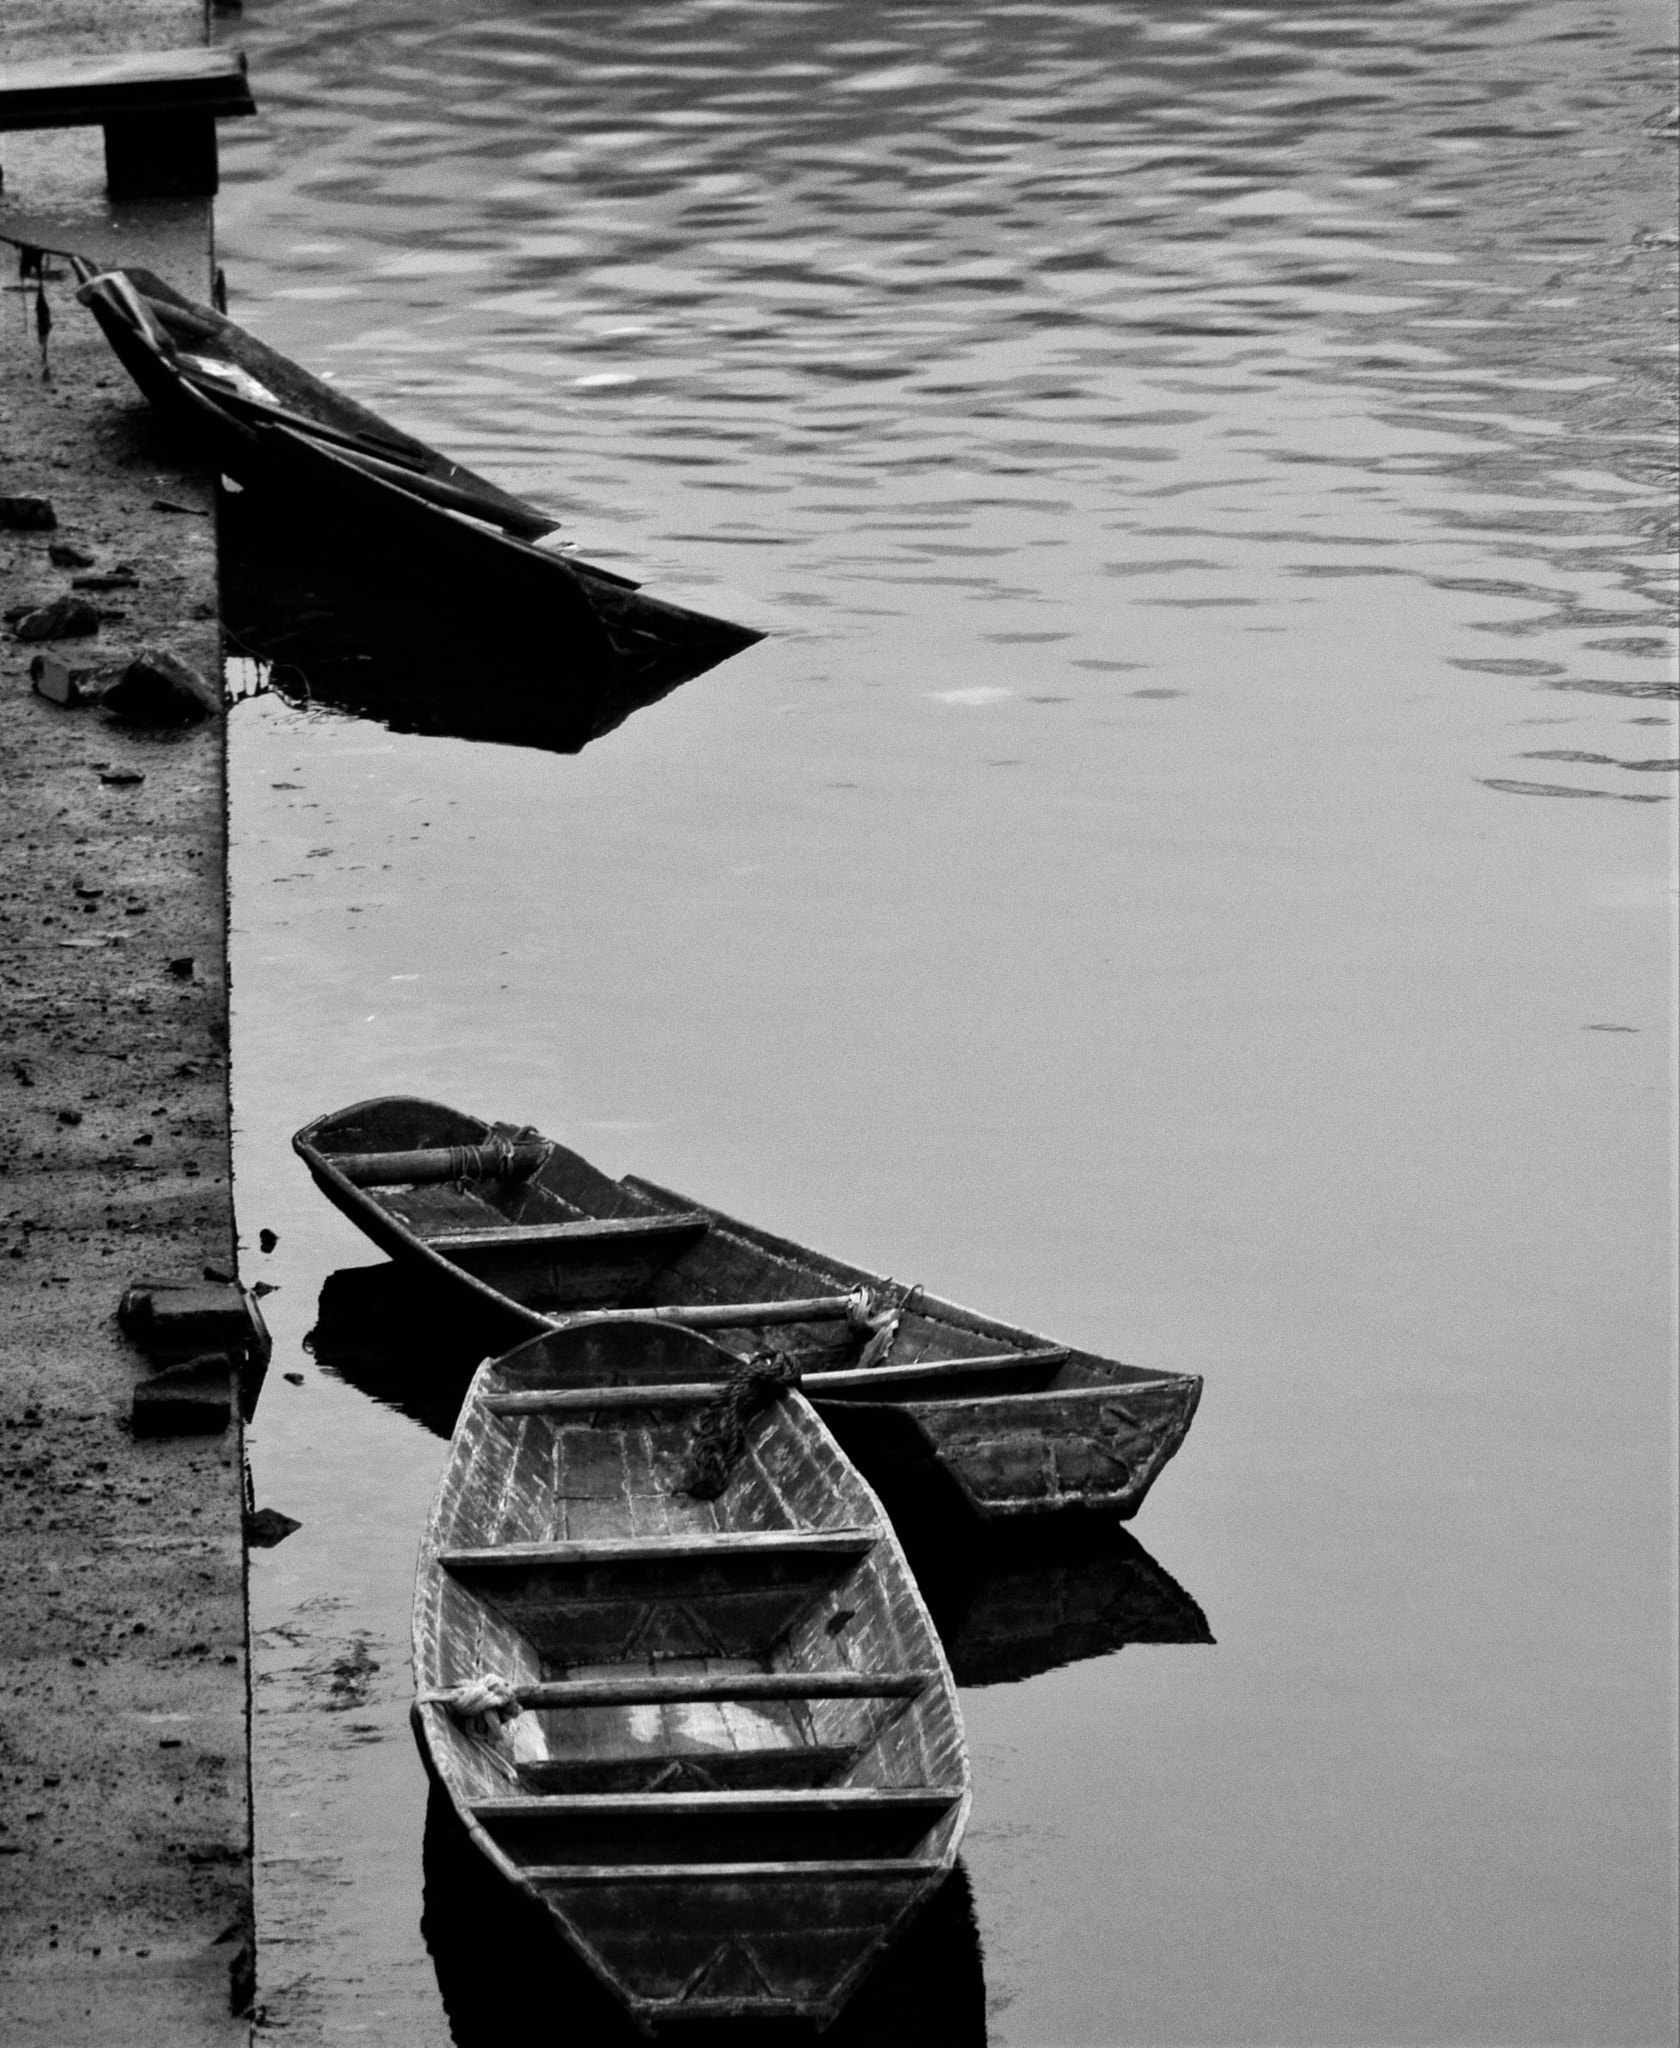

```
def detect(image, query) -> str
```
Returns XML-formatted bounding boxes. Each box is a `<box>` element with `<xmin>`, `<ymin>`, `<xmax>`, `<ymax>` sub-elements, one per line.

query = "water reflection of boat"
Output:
<box><xmin>306</xmin><ymin>1259</ymin><xmax>490</xmax><ymax>1438</ymax></box>
<box><xmin>294</xmin><ymin>1096</ymin><xmax>1203</xmax><ymax>1522</ymax></box>
<box><xmin>886</xmin><ymin>1492</ymin><xmax>1214</xmax><ymax>1689</ymax></box>
<box><xmin>76</xmin><ymin>266</ymin><xmax>763</xmax><ymax>753</ymax></box>
<box><xmin>415</xmin><ymin>1317</ymin><xmax>970</xmax><ymax>2032</ymax></box>
<box><xmin>312</xmin><ymin>1259</ymin><xmax>1213</xmax><ymax>1690</ymax></box>
<box><xmin>421</xmin><ymin>1781</ymin><xmax>987</xmax><ymax>2048</ymax></box>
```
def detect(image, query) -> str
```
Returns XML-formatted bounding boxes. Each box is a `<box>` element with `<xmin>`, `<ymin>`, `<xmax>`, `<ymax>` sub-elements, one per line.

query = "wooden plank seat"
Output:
<box><xmin>473</xmin><ymin>1787</ymin><xmax>963</xmax><ymax>1867</ymax></box>
<box><xmin>484</xmin><ymin>1383</ymin><xmax>735</xmax><ymax>1414</ymax></box>
<box><xmin>440</xmin><ymin>1531</ymin><xmax>875</xmax><ymax>1571</ymax></box>
<box><xmin>0</xmin><ymin>48</ymin><xmax>255</xmax><ymax>128</ymax></box>
<box><xmin>520</xmin><ymin>1857</ymin><xmax>946</xmax><ymax>1884</ymax></box>
<box><xmin>514</xmin><ymin>1747</ymin><xmax>861</xmax><ymax>1796</ymax></box>
<box><xmin>426</xmin><ymin>1214</ymin><xmax>709</xmax><ymax>1257</ymax></box>
<box><xmin>481</xmin><ymin>1348</ymin><xmax>1068</xmax><ymax>1409</ymax></box>
<box><xmin>514</xmin><ymin>1670</ymin><xmax>933</xmax><ymax>1709</ymax></box>
<box><xmin>802</xmin><ymin>1347</ymin><xmax>1068</xmax><ymax>1397</ymax></box>
<box><xmin>439</xmin><ymin>1531</ymin><xmax>881</xmax><ymax>1663</ymax></box>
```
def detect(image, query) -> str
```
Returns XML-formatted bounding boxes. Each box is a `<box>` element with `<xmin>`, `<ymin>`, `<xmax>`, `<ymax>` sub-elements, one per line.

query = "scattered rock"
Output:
<box><xmin>28</xmin><ymin>653</ymin><xmax>96</xmax><ymax>708</ymax></box>
<box><xmin>131</xmin><ymin>1353</ymin><xmax>234</xmax><ymax>1437</ymax></box>
<box><xmin>71</xmin><ymin>570</ymin><xmax>139</xmax><ymax>592</ymax></box>
<box><xmin>14</xmin><ymin>597</ymin><xmax>100</xmax><ymax>642</ymax></box>
<box><xmin>0</xmin><ymin>494</ymin><xmax>56</xmax><ymax>530</ymax></box>
<box><xmin>258</xmin><ymin>1229</ymin><xmax>278</xmax><ymax>1254</ymax></box>
<box><xmin>102</xmin><ymin>646</ymin><xmax>220</xmax><ymax>727</ymax></box>
<box><xmin>282</xmin><ymin>1371</ymin><xmax>304</xmax><ymax>1386</ymax></box>
<box><xmin>244</xmin><ymin>1507</ymin><xmax>302</xmax><ymax>1550</ymax></box>
<box><xmin>167</xmin><ymin>956</ymin><xmax>195</xmax><ymax>979</ymax></box>
<box><xmin>47</xmin><ymin>539</ymin><xmax>96</xmax><ymax>568</ymax></box>
<box><xmin>119</xmin><ymin>1278</ymin><xmax>271</xmax><ymax>1366</ymax></box>
<box><xmin>56</xmin><ymin>1109</ymin><xmax>82</xmax><ymax>1126</ymax></box>
<box><xmin>98</xmin><ymin>768</ymin><xmax>145</xmax><ymax>786</ymax></box>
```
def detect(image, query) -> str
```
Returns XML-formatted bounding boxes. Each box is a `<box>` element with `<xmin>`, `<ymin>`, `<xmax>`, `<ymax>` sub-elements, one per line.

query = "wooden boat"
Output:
<box><xmin>308</xmin><ymin>1256</ymin><xmax>1213</xmax><ymax>1687</ymax></box>
<box><xmin>414</xmin><ymin>1315</ymin><xmax>970</xmax><ymax>2032</ymax></box>
<box><xmin>73</xmin><ymin>266</ymin><xmax>763</xmax><ymax>751</ymax></box>
<box><xmin>295</xmin><ymin>1095</ymin><xmax>1202</xmax><ymax>1520</ymax></box>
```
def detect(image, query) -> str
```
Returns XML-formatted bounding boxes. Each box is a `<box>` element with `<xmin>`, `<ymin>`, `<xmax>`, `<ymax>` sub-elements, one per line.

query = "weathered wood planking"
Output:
<box><xmin>414</xmin><ymin>1317</ymin><xmax>969</xmax><ymax>2031</ymax></box>
<box><xmin>298</xmin><ymin>1094</ymin><xmax>1203</xmax><ymax>1518</ymax></box>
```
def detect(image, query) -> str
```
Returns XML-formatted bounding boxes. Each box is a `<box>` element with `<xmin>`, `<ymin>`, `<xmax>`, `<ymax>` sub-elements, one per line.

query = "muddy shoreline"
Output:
<box><xmin>1</xmin><ymin>12</ymin><xmax>254</xmax><ymax>2040</ymax></box>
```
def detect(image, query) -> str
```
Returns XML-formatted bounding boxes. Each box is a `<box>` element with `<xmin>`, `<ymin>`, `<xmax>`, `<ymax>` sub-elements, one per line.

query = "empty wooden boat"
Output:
<box><xmin>296</xmin><ymin>1096</ymin><xmax>1202</xmax><ymax>1520</ymax></box>
<box><xmin>415</xmin><ymin>1317</ymin><xmax>970</xmax><ymax>2032</ymax></box>
<box><xmin>74</xmin><ymin>266</ymin><xmax>763</xmax><ymax>751</ymax></box>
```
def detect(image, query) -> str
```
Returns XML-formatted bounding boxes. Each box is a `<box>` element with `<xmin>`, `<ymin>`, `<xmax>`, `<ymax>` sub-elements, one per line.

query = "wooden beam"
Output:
<box><xmin>517</xmin><ymin>1858</ymin><xmax>945</xmax><ymax>1883</ymax></box>
<box><xmin>803</xmin><ymin>1346</ymin><xmax>1068</xmax><ymax>1396</ymax></box>
<box><xmin>0</xmin><ymin>48</ymin><xmax>255</xmax><ymax>131</ymax></box>
<box><xmin>482</xmin><ymin>1347</ymin><xmax>1067</xmax><ymax>1410</ymax></box>
<box><xmin>474</xmin><ymin>1788</ymin><xmax>960</xmax><ymax>1819</ymax></box>
<box><xmin>547</xmin><ymin>1294</ymin><xmax>871</xmax><ymax>1332</ymax></box>
<box><xmin>483</xmin><ymin>1383</ymin><xmax>728</xmax><ymax>1414</ymax></box>
<box><xmin>439</xmin><ymin>1530</ymin><xmax>876</xmax><ymax>1571</ymax></box>
<box><xmin>508</xmin><ymin>1670</ymin><xmax>934</xmax><ymax>1709</ymax></box>
<box><xmin>428</xmin><ymin>1214</ymin><xmax>709</xmax><ymax>1254</ymax></box>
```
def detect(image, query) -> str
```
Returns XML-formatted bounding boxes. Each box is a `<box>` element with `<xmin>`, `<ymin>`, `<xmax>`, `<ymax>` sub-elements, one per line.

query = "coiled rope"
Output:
<box><xmin>448</xmin><ymin>1138</ymin><xmax>520</xmax><ymax>1184</ymax></box>
<box><xmin>674</xmin><ymin>1352</ymin><xmax>803</xmax><ymax>1501</ymax></box>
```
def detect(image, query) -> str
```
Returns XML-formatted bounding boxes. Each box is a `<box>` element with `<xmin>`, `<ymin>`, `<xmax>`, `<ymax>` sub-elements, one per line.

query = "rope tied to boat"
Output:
<box><xmin>448</xmin><ymin>1138</ymin><xmax>522</xmax><ymax>1185</ymax></box>
<box><xmin>418</xmin><ymin>1672</ymin><xmax>523</xmax><ymax>1741</ymax></box>
<box><xmin>844</xmin><ymin>1281</ymin><xmax>922</xmax><ymax>1371</ymax></box>
<box><xmin>674</xmin><ymin>1352</ymin><xmax>803</xmax><ymax>1501</ymax></box>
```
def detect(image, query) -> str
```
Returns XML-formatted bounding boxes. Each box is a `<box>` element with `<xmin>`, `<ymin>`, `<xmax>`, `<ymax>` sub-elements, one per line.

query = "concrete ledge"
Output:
<box><xmin>1</xmin><ymin>6</ymin><xmax>254</xmax><ymax>2042</ymax></box>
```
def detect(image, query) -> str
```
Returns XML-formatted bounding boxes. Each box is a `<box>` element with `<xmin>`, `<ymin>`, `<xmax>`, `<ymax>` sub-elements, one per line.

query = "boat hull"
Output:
<box><xmin>79</xmin><ymin>268</ymin><xmax>762</xmax><ymax>751</ymax></box>
<box><xmin>297</xmin><ymin>1096</ymin><xmax>1203</xmax><ymax>1520</ymax></box>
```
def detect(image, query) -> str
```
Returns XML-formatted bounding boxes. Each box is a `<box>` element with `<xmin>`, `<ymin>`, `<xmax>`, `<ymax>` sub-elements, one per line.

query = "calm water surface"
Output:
<box><xmin>218</xmin><ymin>4</ymin><xmax>1678</xmax><ymax>2042</ymax></box>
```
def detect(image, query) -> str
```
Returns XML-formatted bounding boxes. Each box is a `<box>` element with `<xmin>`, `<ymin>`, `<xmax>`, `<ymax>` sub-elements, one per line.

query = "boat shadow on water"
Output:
<box><xmin>308</xmin><ymin>1262</ymin><xmax>1214</xmax><ymax>1690</ymax></box>
<box><xmin>219</xmin><ymin>480</ymin><xmax>738</xmax><ymax>754</ymax></box>
<box><xmin>421</xmin><ymin>1781</ymin><xmax>988</xmax><ymax>2047</ymax></box>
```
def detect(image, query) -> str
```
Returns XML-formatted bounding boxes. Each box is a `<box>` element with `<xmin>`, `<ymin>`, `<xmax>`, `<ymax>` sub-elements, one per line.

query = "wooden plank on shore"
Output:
<box><xmin>0</xmin><ymin>48</ymin><xmax>255</xmax><ymax>131</ymax></box>
<box><xmin>511</xmin><ymin>1670</ymin><xmax>933</xmax><ymax>1709</ymax></box>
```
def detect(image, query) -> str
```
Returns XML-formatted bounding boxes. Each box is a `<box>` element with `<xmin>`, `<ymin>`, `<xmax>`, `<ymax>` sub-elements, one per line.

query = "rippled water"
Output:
<box><xmin>219</xmin><ymin>4</ymin><xmax>1677</xmax><ymax>2042</ymax></box>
